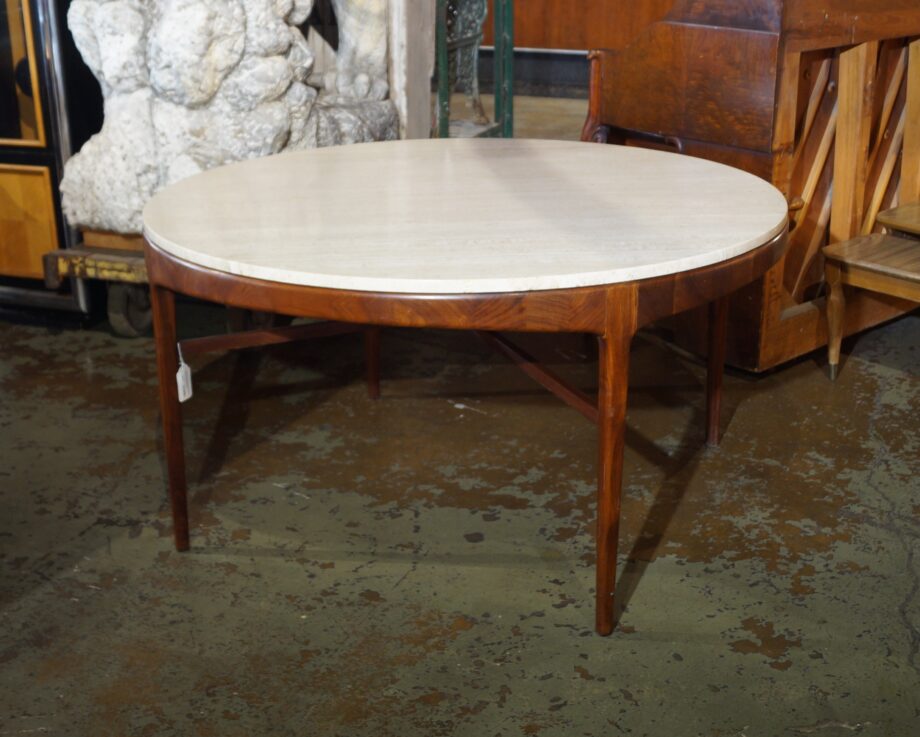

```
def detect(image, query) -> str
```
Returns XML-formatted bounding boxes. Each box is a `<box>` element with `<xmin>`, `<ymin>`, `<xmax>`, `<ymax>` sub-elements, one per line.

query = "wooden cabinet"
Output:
<box><xmin>582</xmin><ymin>0</ymin><xmax>920</xmax><ymax>371</ymax></box>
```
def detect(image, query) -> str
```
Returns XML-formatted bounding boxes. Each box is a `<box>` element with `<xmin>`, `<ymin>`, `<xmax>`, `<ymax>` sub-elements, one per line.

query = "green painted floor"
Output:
<box><xmin>1</xmin><ymin>97</ymin><xmax>918</xmax><ymax>735</ymax></box>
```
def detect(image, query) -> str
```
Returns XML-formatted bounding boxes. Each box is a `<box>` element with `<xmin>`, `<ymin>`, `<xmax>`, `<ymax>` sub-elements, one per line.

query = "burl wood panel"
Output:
<box><xmin>483</xmin><ymin>0</ymin><xmax>673</xmax><ymax>51</ymax></box>
<box><xmin>0</xmin><ymin>165</ymin><xmax>59</xmax><ymax>279</ymax></box>
<box><xmin>596</xmin><ymin>24</ymin><xmax>779</xmax><ymax>152</ymax></box>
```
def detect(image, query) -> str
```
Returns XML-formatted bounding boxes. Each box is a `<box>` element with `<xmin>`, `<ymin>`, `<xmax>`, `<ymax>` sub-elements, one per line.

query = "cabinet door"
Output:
<box><xmin>0</xmin><ymin>0</ymin><xmax>44</xmax><ymax>146</ymax></box>
<box><xmin>0</xmin><ymin>164</ymin><xmax>58</xmax><ymax>278</ymax></box>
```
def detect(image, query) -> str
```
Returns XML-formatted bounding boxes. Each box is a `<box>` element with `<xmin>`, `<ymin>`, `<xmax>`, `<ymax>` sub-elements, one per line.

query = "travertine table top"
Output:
<box><xmin>143</xmin><ymin>138</ymin><xmax>789</xmax><ymax>294</ymax></box>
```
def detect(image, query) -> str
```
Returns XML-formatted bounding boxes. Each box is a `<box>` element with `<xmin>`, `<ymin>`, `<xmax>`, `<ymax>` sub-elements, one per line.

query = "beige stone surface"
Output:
<box><xmin>144</xmin><ymin>138</ymin><xmax>789</xmax><ymax>294</ymax></box>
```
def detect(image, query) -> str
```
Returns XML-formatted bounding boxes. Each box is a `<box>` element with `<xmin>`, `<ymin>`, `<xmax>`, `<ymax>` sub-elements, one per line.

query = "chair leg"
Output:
<box><xmin>365</xmin><ymin>326</ymin><xmax>381</xmax><ymax>399</ymax></box>
<box><xmin>826</xmin><ymin>262</ymin><xmax>845</xmax><ymax>381</ymax></box>
<box><xmin>706</xmin><ymin>296</ymin><xmax>729</xmax><ymax>446</ymax></box>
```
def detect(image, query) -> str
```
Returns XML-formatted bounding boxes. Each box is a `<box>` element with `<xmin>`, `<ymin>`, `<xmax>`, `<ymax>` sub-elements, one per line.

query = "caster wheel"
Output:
<box><xmin>107</xmin><ymin>283</ymin><xmax>152</xmax><ymax>337</ymax></box>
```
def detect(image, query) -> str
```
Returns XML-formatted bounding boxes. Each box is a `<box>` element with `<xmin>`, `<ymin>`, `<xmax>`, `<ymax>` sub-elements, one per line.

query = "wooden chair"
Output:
<box><xmin>824</xmin><ymin>231</ymin><xmax>920</xmax><ymax>379</ymax></box>
<box><xmin>877</xmin><ymin>203</ymin><xmax>920</xmax><ymax>240</ymax></box>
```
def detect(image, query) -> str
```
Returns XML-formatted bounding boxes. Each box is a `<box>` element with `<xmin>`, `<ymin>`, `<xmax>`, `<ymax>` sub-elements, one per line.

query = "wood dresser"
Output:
<box><xmin>581</xmin><ymin>0</ymin><xmax>920</xmax><ymax>371</ymax></box>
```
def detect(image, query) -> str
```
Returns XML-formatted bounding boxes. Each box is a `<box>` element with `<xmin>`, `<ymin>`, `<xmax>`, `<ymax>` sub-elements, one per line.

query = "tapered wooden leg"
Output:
<box><xmin>706</xmin><ymin>296</ymin><xmax>729</xmax><ymax>446</ymax></box>
<box><xmin>150</xmin><ymin>285</ymin><xmax>189</xmax><ymax>551</ymax></box>
<box><xmin>365</xmin><ymin>326</ymin><xmax>381</xmax><ymax>399</ymax></box>
<box><xmin>826</xmin><ymin>262</ymin><xmax>845</xmax><ymax>381</ymax></box>
<box><xmin>595</xmin><ymin>288</ymin><xmax>637</xmax><ymax>635</ymax></box>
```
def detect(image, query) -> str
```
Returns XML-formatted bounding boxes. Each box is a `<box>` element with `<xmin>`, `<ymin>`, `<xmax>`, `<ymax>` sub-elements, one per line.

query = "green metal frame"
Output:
<box><xmin>436</xmin><ymin>0</ymin><xmax>514</xmax><ymax>138</ymax></box>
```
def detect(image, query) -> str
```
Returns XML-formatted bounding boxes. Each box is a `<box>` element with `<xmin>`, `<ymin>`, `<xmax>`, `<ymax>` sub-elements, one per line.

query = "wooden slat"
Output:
<box><xmin>902</xmin><ymin>39</ymin><xmax>920</xmax><ymax>204</ymax></box>
<box><xmin>789</xmin><ymin>56</ymin><xmax>832</xmax><ymax>181</ymax></box>
<box><xmin>785</xmin><ymin>52</ymin><xmax>838</xmax><ymax>239</ymax></box>
<box><xmin>792</xmin><ymin>187</ymin><xmax>833</xmax><ymax>301</ymax></box>
<box><xmin>795</xmin><ymin>100</ymin><xmax>837</xmax><ymax>228</ymax></box>
<box><xmin>858</xmin><ymin>42</ymin><xmax>909</xmax><ymax>234</ymax></box>
<box><xmin>81</xmin><ymin>229</ymin><xmax>146</xmax><ymax>252</ymax></box>
<box><xmin>831</xmin><ymin>42</ymin><xmax>878</xmax><ymax>243</ymax></box>
<box><xmin>771</xmin><ymin>51</ymin><xmax>802</xmax><ymax>197</ymax></box>
<box><xmin>476</xmin><ymin>331</ymin><xmax>598</xmax><ymax>424</ymax></box>
<box><xmin>862</xmin><ymin>110</ymin><xmax>906</xmax><ymax>234</ymax></box>
<box><xmin>867</xmin><ymin>45</ymin><xmax>907</xmax><ymax>170</ymax></box>
<box><xmin>179</xmin><ymin>321</ymin><xmax>362</xmax><ymax>358</ymax></box>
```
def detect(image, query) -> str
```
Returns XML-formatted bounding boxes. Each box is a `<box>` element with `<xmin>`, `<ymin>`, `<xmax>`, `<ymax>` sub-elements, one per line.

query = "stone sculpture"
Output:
<box><xmin>61</xmin><ymin>0</ymin><xmax>398</xmax><ymax>234</ymax></box>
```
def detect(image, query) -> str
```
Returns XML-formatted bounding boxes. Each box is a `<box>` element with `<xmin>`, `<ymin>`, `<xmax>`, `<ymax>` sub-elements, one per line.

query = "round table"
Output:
<box><xmin>143</xmin><ymin>138</ymin><xmax>789</xmax><ymax>635</ymax></box>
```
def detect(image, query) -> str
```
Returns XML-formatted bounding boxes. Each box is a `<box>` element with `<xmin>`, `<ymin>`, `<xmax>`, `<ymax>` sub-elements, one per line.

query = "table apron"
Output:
<box><xmin>144</xmin><ymin>230</ymin><xmax>787</xmax><ymax>335</ymax></box>
<box><xmin>145</xmin><ymin>243</ymin><xmax>609</xmax><ymax>333</ymax></box>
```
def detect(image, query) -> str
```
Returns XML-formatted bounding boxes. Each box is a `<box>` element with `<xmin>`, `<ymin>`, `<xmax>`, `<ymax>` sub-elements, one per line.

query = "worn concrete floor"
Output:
<box><xmin>1</xmin><ymin>97</ymin><xmax>919</xmax><ymax>735</ymax></box>
<box><xmin>2</xmin><ymin>307</ymin><xmax>918</xmax><ymax>736</ymax></box>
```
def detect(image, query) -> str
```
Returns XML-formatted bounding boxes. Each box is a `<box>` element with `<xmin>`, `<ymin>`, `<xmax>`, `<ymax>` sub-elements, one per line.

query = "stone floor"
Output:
<box><xmin>1</xmin><ymin>97</ymin><xmax>919</xmax><ymax>736</ymax></box>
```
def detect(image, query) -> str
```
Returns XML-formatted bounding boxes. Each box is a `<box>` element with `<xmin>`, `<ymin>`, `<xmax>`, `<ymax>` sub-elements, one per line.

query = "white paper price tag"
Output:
<box><xmin>176</xmin><ymin>344</ymin><xmax>193</xmax><ymax>403</ymax></box>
